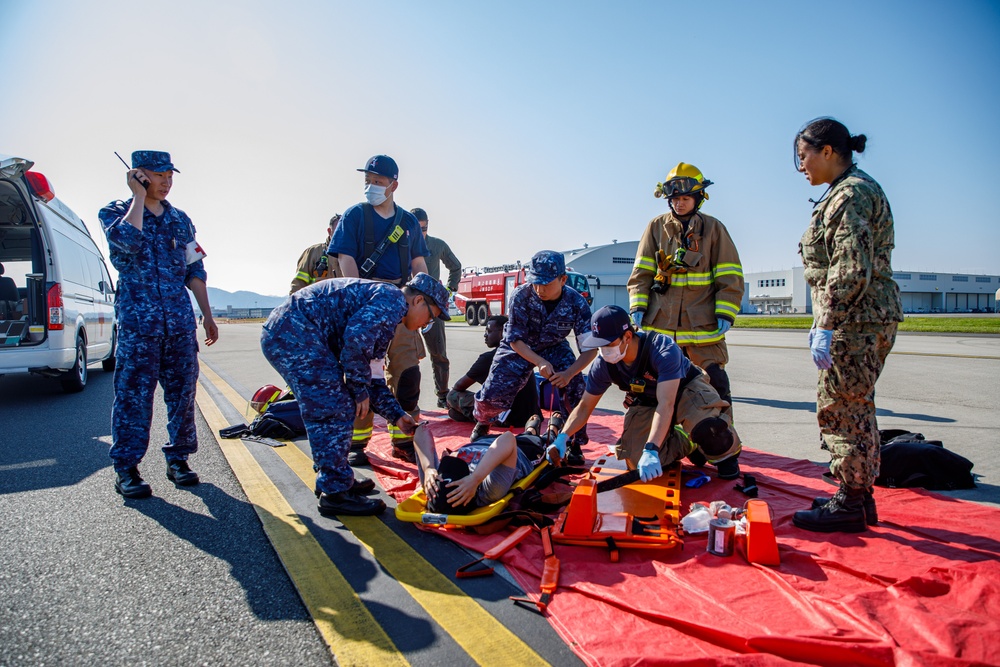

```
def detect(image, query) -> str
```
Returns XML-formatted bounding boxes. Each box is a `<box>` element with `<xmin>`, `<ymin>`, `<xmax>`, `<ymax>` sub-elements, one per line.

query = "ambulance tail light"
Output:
<box><xmin>26</xmin><ymin>171</ymin><xmax>56</xmax><ymax>202</ymax></box>
<box><xmin>47</xmin><ymin>283</ymin><xmax>64</xmax><ymax>330</ymax></box>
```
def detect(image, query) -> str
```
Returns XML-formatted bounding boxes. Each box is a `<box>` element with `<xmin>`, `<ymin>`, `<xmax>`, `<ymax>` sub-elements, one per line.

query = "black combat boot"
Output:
<box><xmin>115</xmin><ymin>467</ymin><xmax>152</xmax><ymax>499</ymax></box>
<box><xmin>166</xmin><ymin>459</ymin><xmax>200</xmax><ymax>486</ymax></box>
<box><xmin>318</xmin><ymin>490</ymin><xmax>386</xmax><ymax>517</ymax></box>
<box><xmin>714</xmin><ymin>455</ymin><xmax>741</xmax><ymax>480</ymax></box>
<box><xmin>347</xmin><ymin>445</ymin><xmax>370</xmax><ymax>467</ymax></box>
<box><xmin>811</xmin><ymin>487</ymin><xmax>878</xmax><ymax>525</ymax></box>
<box><xmin>470</xmin><ymin>422</ymin><xmax>491</xmax><ymax>442</ymax></box>
<box><xmin>793</xmin><ymin>485</ymin><xmax>869</xmax><ymax>533</ymax></box>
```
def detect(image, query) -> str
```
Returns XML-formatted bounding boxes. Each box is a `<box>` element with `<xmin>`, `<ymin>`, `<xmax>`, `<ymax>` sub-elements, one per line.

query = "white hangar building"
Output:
<box><xmin>561</xmin><ymin>242</ymin><xmax>999</xmax><ymax>315</ymax></box>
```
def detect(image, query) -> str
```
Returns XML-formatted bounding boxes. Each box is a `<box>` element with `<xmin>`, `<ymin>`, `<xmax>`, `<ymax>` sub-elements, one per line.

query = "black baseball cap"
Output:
<box><xmin>579</xmin><ymin>305</ymin><xmax>631</xmax><ymax>349</ymax></box>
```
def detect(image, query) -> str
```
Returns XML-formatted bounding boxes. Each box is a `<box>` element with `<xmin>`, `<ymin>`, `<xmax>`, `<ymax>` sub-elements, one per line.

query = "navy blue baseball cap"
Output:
<box><xmin>406</xmin><ymin>272</ymin><xmax>451</xmax><ymax>320</ymax></box>
<box><xmin>580</xmin><ymin>305</ymin><xmax>632</xmax><ymax>349</ymax></box>
<box><xmin>131</xmin><ymin>151</ymin><xmax>179</xmax><ymax>172</ymax></box>
<box><xmin>357</xmin><ymin>155</ymin><xmax>399</xmax><ymax>180</ymax></box>
<box><xmin>525</xmin><ymin>250</ymin><xmax>566</xmax><ymax>285</ymax></box>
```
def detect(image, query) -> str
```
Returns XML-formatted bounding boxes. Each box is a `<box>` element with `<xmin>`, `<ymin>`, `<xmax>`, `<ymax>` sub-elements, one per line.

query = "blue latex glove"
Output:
<box><xmin>810</xmin><ymin>328</ymin><xmax>833</xmax><ymax>370</ymax></box>
<box><xmin>637</xmin><ymin>449</ymin><xmax>663</xmax><ymax>482</ymax></box>
<box><xmin>546</xmin><ymin>432</ymin><xmax>568</xmax><ymax>465</ymax></box>
<box><xmin>717</xmin><ymin>318</ymin><xmax>731</xmax><ymax>335</ymax></box>
<box><xmin>630</xmin><ymin>310</ymin><xmax>644</xmax><ymax>329</ymax></box>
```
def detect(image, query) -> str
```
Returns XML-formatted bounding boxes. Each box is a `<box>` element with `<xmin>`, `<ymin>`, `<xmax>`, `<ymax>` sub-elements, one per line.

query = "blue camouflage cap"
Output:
<box><xmin>131</xmin><ymin>150</ymin><xmax>179</xmax><ymax>173</ymax></box>
<box><xmin>357</xmin><ymin>155</ymin><xmax>399</xmax><ymax>180</ymax></box>
<box><xmin>406</xmin><ymin>272</ymin><xmax>451</xmax><ymax>320</ymax></box>
<box><xmin>525</xmin><ymin>250</ymin><xmax>566</xmax><ymax>285</ymax></box>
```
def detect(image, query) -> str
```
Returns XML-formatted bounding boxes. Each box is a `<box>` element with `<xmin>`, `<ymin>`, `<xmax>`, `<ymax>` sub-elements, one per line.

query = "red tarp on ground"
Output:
<box><xmin>366</xmin><ymin>412</ymin><xmax>1000</xmax><ymax>667</ymax></box>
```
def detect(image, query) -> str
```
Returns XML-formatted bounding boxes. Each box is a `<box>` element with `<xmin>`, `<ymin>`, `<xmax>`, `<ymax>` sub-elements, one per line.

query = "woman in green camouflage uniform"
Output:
<box><xmin>791</xmin><ymin>118</ymin><xmax>904</xmax><ymax>533</ymax></box>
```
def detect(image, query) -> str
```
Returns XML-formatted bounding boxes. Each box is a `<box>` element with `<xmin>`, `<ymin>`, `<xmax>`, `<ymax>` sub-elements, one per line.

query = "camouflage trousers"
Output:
<box><xmin>260</xmin><ymin>324</ymin><xmax>356</xmax><ymax>495</ymax></box>
<box><xmin>817</xmin><ymin>322</ymin><xmax>897</xmax><ymax>489</ymax></box>
<box><xmin>474</xmin><ymin>340</ymin><xmax>583</xmax><ymax>424</ymax></box>
<box><xmin>110</xmin><ymin>330</ymin><xmax>199</xmax><ymax>471</ymax></box>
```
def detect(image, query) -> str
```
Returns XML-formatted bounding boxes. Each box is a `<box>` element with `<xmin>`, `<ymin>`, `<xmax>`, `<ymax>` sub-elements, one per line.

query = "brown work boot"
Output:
<box><xmin>794</xmin><ymin>485</ymin><xmax>868</xmax><ymax>533</ymax></box>
<box><xmin>812</xmin><ymin>487</ymin><xmax>878</xmax><ymax>525</ymax></box>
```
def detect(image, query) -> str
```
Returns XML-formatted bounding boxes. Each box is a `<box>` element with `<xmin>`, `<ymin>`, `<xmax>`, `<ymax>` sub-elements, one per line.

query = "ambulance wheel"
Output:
<box><xmin>60</xmin><ymin>334</ymin><xmax>87</xmax><ymax>393</ymax></box>
<box><xmin>477</xmin><ymin>304</ymin><xmax>489</xmax><ymax>326</ymax></box>
<box><xmin>466</xmin><ymin>305</ymin><xmax>479</xmax><ymax>326</ymax></box>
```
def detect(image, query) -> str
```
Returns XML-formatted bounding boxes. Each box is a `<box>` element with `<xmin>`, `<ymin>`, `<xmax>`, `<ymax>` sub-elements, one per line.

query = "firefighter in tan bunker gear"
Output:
<box><xmin>627</xmin><ymin>163</ymin><xmax>744</xmax><ymax>442</ymax></box>
<box><xmin>290</xmin><ymin>214</ymin><xmax>341</xmax><ymax>294</ymax></box>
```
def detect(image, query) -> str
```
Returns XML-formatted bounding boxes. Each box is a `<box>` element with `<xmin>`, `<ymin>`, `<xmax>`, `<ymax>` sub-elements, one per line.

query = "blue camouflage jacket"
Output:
<box><xmin>265</xmin><ymin>278</ymin><xmax>407</xmax><ymax>421</ymax></box>
<box><xmin>99</xmin><ymin>199</ymin><xmax>206</xmax><ymax>335</ymax></box>
<box><xmin>504</xmin><ymin>283</ymin><xmax>592</xmax><ymax>351</ymax></box>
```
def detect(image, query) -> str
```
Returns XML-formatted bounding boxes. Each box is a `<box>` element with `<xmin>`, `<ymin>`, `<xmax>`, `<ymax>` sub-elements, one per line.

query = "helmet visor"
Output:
<box><xmin>660</xmin><ymin>177</ymin><xmax>703</xmax><ymax>199</ymax></box>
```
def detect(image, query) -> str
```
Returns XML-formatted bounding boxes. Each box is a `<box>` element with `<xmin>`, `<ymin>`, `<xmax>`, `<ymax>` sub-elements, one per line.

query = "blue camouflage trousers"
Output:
<box><xmin>111</xmin><ymin>330</ymin><xmax>199</xmax><ymax>471</ymax></box>
<box><xmin>260</xmin><ymin>320</ymin><xmax>355</xmax><ymax>495</ymax></box>
<box><xmin>474</xmin><ymin>340</ymin><xmax>583</xmax><ymax>426</ymax></box>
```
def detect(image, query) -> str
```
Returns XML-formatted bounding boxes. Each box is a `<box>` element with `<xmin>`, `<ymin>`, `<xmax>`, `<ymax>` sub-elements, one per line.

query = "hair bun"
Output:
<box><xmin>849</xmin><ymin>134</ymin><xmax>868</xmax><ymax>153</ymax></box>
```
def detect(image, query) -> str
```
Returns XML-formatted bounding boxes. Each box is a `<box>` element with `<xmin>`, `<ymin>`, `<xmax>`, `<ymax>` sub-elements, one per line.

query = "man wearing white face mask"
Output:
<box><xmin>328</xmin><ymin>155</ymin><xmax>430</xmax><ymax>464</ymax></box>
<box><xmin>551</xmin><ymin>305</ymin><xmax>742</xmax><ymax>481</ymax></box>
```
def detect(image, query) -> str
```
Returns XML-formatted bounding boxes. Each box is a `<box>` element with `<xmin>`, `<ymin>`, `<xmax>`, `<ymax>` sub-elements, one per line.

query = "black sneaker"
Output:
<box><xmin>470</xmin><ymin>422</ymin><xmax>490</xmax><ymax>442</ymax></box>
<box><xmin>347</xmin><ymin>449</ymin><xmax>370</xmax><ymax>467</ymax></box>
<box><xmin>166</xmin><ymin>460</ymin><xmax>200</xmax><ymax>486</ymax></box>
<box><xmin>115</xmin><ymin>467</ymin><xmax>152</xmax><ymax>499</ymax></box>
<box><xmin>318</xmin><ymin>490</ymin><xmax>386</xmax><ymax>517</ymax></box>
<box><xmin>436</xmin><ymin>396</ymin><xmax>448</xmax><ymax>410</ymax></box>
<box><xmin>715</xmin><ymin>456</ymin><xmax>740</xmax><ymax>480</ymax></box>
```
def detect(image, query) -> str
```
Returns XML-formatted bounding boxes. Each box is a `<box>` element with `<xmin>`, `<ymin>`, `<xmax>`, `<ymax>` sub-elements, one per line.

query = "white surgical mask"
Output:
<box><xmin>598</xmin><ymin>339</ymin><xmax>626</xmax><ymax>364</ymax></box>
<box><xmin>365</xmin><ymin>183</ymin><xmax>387</xmax><ymax>206</ymax></box>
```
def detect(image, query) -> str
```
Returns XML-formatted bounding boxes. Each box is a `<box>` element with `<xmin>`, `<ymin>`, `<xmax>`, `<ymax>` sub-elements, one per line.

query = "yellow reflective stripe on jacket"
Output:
<box><xmin>630</xmin><ymin>293</ymin><xmax>649</xmax><ymax>309</ymax></box>
<box><xmin>715</xmin><ymin>300</ymin><xmax>740</xmax><ymax>318</ymax></box>
<box><xmin>714</xmin><ymin>263</ymin><xmax>743</xmax><ymax>278</ymax></box>
<box><xmin>295</xmin><ymin>271</ymin><xmax>314</xmax><ymax>284</ymax></box>
<box><xmin>674</xmin><ymin>424</ymin><xmax>698</xmax><ymax>457</ymax></box>
<box><xmin>634</xmin><ymin>255</ymin><xmax>656</xmax><ymax>272</ymax></box>
<box><xmin>643</xmin><ymin>325</ymin><xmax>727</xmax><ymax>346</ymax></box>
<box><xmin>670</xmin><ymin>271</ymin><xmax>714</xmax><ymax>287</ymax></box>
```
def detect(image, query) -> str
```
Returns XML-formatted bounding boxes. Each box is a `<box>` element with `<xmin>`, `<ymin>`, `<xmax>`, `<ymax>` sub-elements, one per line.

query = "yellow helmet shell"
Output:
<box><xmin>654</xmin><ymin>162</ymin><xmax>712</xmax><ymax>200</ymax></box>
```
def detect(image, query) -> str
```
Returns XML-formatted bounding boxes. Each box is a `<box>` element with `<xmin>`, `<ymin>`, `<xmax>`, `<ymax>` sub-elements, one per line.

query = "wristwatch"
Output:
<box><xmin>643</xmin><ymin>442</ymin><xmax>660</xmax><ymax>452</ymax></box>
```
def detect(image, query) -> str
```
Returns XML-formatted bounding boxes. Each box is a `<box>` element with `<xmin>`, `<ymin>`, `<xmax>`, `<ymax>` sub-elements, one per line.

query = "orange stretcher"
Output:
<box><xmin>551</xmin><ymin>455</ymin><xmax>683</xmax><ymax>561</ymax></box>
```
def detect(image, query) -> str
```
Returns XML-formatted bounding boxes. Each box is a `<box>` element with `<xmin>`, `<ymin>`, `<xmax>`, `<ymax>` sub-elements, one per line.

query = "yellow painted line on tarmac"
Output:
<box><xmin>200</xmin><ymin>363</ymin><xmax>548</xmax><ymax>667</ymax></box>
<box><xmin>195</xmin><ymin>372</ymin><xmax>407</xmax><ymax>667</ymax></box>
<box><xmin>728</xmin><ymin>342</ymin><xmax>999</xmax><ymax>360</ymax></box>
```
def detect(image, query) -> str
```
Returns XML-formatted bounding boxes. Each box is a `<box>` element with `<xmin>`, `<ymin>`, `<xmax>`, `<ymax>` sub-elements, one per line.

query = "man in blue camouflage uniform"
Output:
<box><xmin>260</xmin><ymin>273</ymin><xmax>450</xmax><ymax>517</ymax></box>
<box><xmin>328</xmin><ymin>155</ymin><xmax>430</xmax><ymax>465</ymax></box>
<box><xmin>473</xmin><ymin>250</ymin><xmax>596</xmax><ymax>464</ymax></box>
<box><xmin>99</xmin><ymin>151</ymin><xmax>218</xmax><ymax>499</ymax></box>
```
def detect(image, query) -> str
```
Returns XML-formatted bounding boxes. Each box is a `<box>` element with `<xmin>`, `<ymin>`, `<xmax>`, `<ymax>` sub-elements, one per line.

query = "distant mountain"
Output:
<box><xmin>190</xmin><ymin>287</ymin><xmax>286</xmax><ymax>312</ymax></box>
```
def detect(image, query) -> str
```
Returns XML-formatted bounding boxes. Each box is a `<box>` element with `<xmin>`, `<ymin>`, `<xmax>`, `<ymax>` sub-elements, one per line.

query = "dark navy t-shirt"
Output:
<box><xmin>585</xmin><ymin>332</ymin><xmax>689</xmax><ymax>398</ymax></box>
<box><xmin>328</xmin><ymin>203</ymin><xmax>429</xmax><ymax>282</ymax></box>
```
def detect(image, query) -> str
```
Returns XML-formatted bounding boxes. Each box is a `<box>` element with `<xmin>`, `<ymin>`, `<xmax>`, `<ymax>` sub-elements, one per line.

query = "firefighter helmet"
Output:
<box><xmin>250</xmin><ymin>384</ymin><xmax>282</xmax><ymax>414</ymax></box>
<box><xmin>654</xmin><ymin>162</ymin><xmax>713</xmax><ymax>201</ymax></box>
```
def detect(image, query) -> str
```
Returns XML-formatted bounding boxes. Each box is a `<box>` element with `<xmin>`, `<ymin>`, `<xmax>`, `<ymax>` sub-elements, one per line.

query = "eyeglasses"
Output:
<box><xmin>420</xmin><ymin>300</ymin><xmax>435</xmax><ymax>334</ymax></box>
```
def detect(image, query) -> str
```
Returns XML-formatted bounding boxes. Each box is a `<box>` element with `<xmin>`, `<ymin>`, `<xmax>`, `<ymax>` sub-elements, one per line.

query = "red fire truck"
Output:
<box><xmin>454</xmin><ymin>262</ymin><xmax>596</xmax><ymax>326</ymax></box>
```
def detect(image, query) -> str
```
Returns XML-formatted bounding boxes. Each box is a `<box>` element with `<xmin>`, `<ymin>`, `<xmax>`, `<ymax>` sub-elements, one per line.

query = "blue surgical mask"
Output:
<box><xmin>365</xmin><ymin>183</ymin><xmax>387</xmax><ymax>206</ymax></box>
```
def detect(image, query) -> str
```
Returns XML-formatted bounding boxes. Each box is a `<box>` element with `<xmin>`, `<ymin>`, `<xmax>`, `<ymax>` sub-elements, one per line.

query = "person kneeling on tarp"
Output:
<box><xmin>413</xmin><ymin>418</ymin><xmax>546</xmax><ymax>514</ymax></box>
<box><xmin>551</xmin><ymin>305</ymin><xmax>741</xmax><ymax>481</ymax></box>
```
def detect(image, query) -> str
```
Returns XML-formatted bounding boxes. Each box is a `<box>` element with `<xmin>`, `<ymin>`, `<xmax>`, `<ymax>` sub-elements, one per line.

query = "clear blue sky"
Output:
<box><xmin>2</xmin><ymin>0</ymin><xmax>998</xmax><ymax>296</ymax></box>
